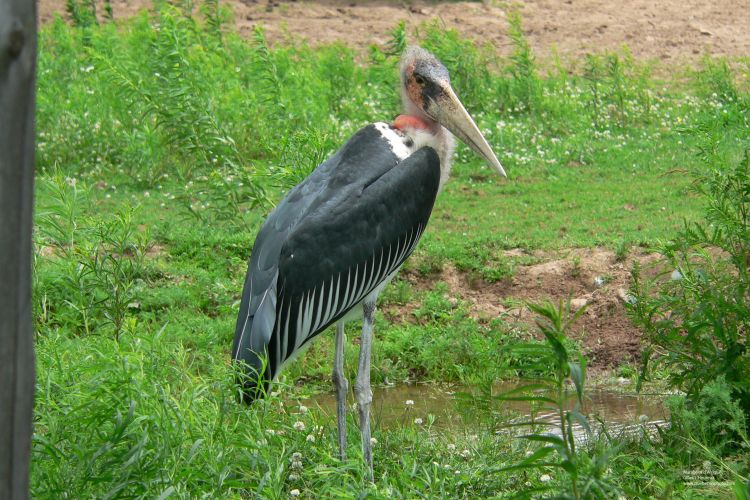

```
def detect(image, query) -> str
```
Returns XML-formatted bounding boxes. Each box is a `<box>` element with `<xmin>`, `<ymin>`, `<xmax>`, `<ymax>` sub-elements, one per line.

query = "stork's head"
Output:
<box><xmin>399</xmin><ymin>46</ymin><xmax>506</xmax><ymax>177</ymax></box>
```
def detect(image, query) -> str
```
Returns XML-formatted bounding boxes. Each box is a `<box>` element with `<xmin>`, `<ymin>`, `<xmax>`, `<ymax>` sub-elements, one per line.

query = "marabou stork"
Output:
<box><xmin>232</xmin><ymin>46</ymin><xmax>505</xmax><ymax>479</ymax></box>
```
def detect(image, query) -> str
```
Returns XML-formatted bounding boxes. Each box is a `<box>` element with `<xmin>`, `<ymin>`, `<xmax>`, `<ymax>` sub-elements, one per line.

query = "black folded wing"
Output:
<box><xmin>232</xmin><ymin>124</ymin><xmax>441</xmax><ymax>401</ymax></box>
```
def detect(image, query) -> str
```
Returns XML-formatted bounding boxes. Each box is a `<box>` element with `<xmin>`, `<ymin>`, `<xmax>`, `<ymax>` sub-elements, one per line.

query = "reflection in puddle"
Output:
<box><xmin>301</xmin><ymin>382</ymin><xmax>671</xmax><ymax>444</ymax></box>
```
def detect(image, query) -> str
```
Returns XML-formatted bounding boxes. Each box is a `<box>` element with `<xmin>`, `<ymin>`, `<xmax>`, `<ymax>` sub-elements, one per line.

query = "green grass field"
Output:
<box><xmin>31</xmin><ymin>4</ymin><xmax>750</xmax><ymax>498</ymax></box>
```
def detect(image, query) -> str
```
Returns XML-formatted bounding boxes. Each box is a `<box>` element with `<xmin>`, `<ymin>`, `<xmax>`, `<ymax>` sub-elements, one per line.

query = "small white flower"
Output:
<box><xmin>447</xmin><ymin>443</ymin><xmax>456</xmax><ymax>452</ymax></box>
<box><xmin>299</xmin><ymin>405</ymin><xmax>308</xmax><ymax>414</ymax></box>
<box><xmin>291</xmin><ymin>452</ymin><xmax>302</xmax><ymax>461</ymax></box>
<box><xmin>405</xmin><ymin>400</ymin><xmax>414</xmax><ymax>406</ymax></box>
<box><xmin>293</xmin><ymin>421</ymin><xmax>306</xmax><ymax>431</ymax></box>
<box><xmin>290</xmin><ymin>489</ymin><xmax>300</xmax><ymax>497</ymax></box>
<box><xmin>291</xmin><ymin>460</ymin><xmax>303</xmax><ymax>470</ymax></box>
<box><xmin>540</xmin><ymin>474</ymin><xmax>552</xmax><ymax>483</ymax></box>
<box><xmin>414</xmin><ymin>418</ymin><xmax>423</xmax><ymax>425</ymax></box>
<box><xmin>370</xmin><ymin>437</ymin><xmax>378</xmax><ymax>446</ymax></box>
<box><xmin>266</xmin><ymin>429</ymin><xmax>276</xmax><ymax>436</ymax></box>
<box><xmin>305</xmin><ymin>434</ymin><xmax>315</xmax><ymax>443</ymax></box>
<box><xmin>460</xmin><ymin>449</ymin><xmax>471</xmax><ymax>459</ymax></box>
<box><xmin>289</xmin><ymin>473</ymin><xmax>300</xmax><ymax>481</ymax></box>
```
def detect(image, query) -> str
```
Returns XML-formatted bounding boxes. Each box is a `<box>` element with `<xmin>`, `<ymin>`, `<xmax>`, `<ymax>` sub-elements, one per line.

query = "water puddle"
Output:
<box><xmin>302</xmin><ymin>381</ymin><xmax>671</xmax><ymax>444</ymax></box>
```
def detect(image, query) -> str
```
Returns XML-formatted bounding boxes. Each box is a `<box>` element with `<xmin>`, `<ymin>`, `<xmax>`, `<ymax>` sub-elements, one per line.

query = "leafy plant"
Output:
<box><xmin>251</xmin><ymin>26</ymin><xmax>287</xmax><ymax>124</ymax></box>
<box><xmin>200</xmin><ymin>0</ymin><xmax>228</xmax><ymax>39</ymax></box>
<box><xmin>66</xmin><ymin>0</ymin><xmax>98</xmax><ymax>28</ymax></box>
<box><xmin>695</xmin><ymin>57</ymin><xmax>740</xmax><ymax>105</ymax></box>
<box><xmin>505</xmin><ymin>10</ymin><xmax>540</xmax><ymax>112</ymax></box>
<box><xmin>419</xmin><ymin>21</ymin><xmax>495</xmax><ymax>113</ymax></box>
<box><xmin>272</xmin><ymin>127</ymin><xmax>338</xmax><ymax>189</ymax></box>
<box><xmin>626</xmin><ymin>88</ymin><xmax>750</xmax><ymax>495</ymax></box>
<box><xmin>666</xmin><ymin>377</ymin><xmax>749</xmax><ymax>458</ymax></box>
<box><xmin>494</xmin><ymin>299</ymin><xmax>620</xmax><ymax>498</ymax></box>
<box><xmin>90</xmin><ymin>6</ymin><xmax>269</xmax><ymax>227</ymax></box>
<box><xmin>570</xmin><ymin>256</ymin><xmax>582</xmax><ymax>278</ymax></box>
<box><xmin>629</xmin><ymin>145</ymin><xmax>750</xmax><ymax>419</ymax></box>
<box><xmin>615</xmin><ymin>239</ymin><xmax>632</xmax><ymax>263</ymax></box>
<box><xmin>583</xmin><ymin>55</ymin><xmax>604</xmax><ymax>130</ymax></box>
<box><xmin>35</xmin><ymin>174</ymin><xmax>150</xmax><ymax>339</ymax></box>
<box><xmin>606</xmin><ymin>54</ymin><xmax>628</xmax><ymax>127</ymax></box>
<box><xmin>384</xmin><ymin>20</ymin><xmax>407</xmax><ymax>58</ymax></box>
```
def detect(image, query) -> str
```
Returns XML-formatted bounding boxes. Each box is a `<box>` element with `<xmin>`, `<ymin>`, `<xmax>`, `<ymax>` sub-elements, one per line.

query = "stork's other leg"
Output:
<box><xmin>332</xmin><ymin>321</ymin><xmax>348</xmax><ymax>461</ymax></box>
<box><xmin>354</xmin><ymin>299</ymin><xmax>376</xmax><ymax>482</ymax></box>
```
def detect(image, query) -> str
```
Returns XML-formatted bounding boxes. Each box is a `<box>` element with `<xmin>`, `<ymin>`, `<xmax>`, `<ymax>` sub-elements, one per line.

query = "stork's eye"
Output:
<box><xmin>414</xmin><ymin>74</ymin><xmax>426</xmax><ymax>86</ymax></box>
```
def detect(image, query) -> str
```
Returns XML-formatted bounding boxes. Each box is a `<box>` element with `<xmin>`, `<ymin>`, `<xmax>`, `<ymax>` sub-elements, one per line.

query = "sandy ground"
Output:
<box><xmin>40</xmin><ymin>0</ymin><xmax>750</xmax><ymax>64</ymax></box>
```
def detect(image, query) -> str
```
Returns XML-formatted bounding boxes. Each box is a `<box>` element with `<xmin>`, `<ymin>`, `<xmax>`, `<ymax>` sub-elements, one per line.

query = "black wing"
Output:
<box><xmin>232</xmin><ymin>124</ymin><xmax>440</xmax><ymax>401</ymax></box>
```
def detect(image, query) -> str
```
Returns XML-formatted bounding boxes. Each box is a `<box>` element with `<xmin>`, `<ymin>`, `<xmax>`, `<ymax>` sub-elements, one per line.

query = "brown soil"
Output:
<box><xmin>40</xmin><ymin>0</ymin><xmax>750</xmax><ymax>64</ymax></box>
<box><xmin>384</xmin><ymin>248</ymin><xmax>665</xmax><ymax>370</ymax></box>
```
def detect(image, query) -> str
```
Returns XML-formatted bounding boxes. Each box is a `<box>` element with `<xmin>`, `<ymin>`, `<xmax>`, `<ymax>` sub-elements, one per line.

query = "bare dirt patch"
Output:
<box><xmin>386</xmin><ymin>248</ymin><xmax>664</xmax><ymax>370</ymax></box>
<box><xmin>40</xmin><ymin>0</ymin><xmax>750</xmax><ymax>64</ymax></box>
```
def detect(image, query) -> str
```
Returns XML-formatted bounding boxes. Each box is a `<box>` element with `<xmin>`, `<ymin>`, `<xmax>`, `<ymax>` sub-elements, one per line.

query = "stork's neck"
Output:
<box><xmin>393</xmin><ymin>114</ymin><xmax>456</xmax><ymax>192</ymax></box>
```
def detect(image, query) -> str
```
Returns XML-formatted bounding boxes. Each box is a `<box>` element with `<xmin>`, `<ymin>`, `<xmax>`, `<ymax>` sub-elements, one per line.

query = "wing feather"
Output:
<box><xmin>232</xmin><ymin>124</ymin><xmax>440</xmax><ymax>402</ymax></box>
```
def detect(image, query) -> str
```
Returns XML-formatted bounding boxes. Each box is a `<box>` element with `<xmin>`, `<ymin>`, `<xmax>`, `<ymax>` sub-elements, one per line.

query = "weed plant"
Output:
<box><xmin>626</xmin><ymin>61</ymin><xmax>750</xmax><ymax>494</ymax></box>
<box><xmin>629</xmin><ymin>89</ymin><xmax>750</xmax><ymax>417</ymax></box>
<box><xmin>491</xmin><ymin>300</ymin><xmax>621</xmax><ymax>499</ymax></box>
<box><xmin>34</xmin><ymin>173</ymin><xmax>151</xmax><ymax>339</ymax></box>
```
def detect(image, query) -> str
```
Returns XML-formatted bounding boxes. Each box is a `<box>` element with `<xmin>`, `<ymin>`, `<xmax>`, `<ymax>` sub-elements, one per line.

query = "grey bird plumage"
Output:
<box><xmin>232</xmin><ymin>124</ymin><xmax>441</xmax><ymax>402</ymax></box>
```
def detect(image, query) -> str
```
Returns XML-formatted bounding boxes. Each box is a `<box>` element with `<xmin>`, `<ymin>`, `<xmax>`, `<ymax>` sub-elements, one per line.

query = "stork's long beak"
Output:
<box><xmin>428</xmin><ymin>85</ymin><xmax>507</xmax><ymax>177</ymax></box>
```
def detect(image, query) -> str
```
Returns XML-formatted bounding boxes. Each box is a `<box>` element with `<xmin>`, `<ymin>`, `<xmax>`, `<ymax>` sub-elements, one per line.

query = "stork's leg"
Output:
<box><xmin>354</xmin><ymin>299</ymin><xmax>376</xmax><ymax>482</ymax></box>
<box><xmin>332</xmin><ymin>321</ymin><xmax>348</xmax><ymax>461</ymax></box>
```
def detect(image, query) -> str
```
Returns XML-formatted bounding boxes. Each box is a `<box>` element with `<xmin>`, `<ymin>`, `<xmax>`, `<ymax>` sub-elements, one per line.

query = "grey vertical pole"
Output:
<box><xmin>0</xmin><ymin>0</ymin><xmax>38</xmax><ymax>498</ymax></box>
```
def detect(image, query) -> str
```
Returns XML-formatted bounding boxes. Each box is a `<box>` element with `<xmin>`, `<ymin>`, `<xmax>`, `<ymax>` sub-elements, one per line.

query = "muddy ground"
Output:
<box><xmin>40</xmin><ymin>0</ymin><xmax>750</xmax><ymax>65</ymax></box>
<box><xmin>382</xmin><ymin>248</ymin><xmax>663</xmax><ymax>370</ymax></box>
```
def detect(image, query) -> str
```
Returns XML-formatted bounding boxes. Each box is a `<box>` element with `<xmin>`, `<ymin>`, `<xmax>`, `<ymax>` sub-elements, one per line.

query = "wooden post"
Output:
<box><xmin>0</xmin><ymin>0</ymin><xmax>37</xmax><ymax>498</ymax></box>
